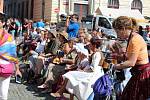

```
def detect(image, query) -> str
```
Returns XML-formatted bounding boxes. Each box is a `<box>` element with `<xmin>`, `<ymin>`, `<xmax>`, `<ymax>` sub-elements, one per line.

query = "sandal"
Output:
<box><xmin>50</xmin><ymin>93</ymin><xmax>63</xmax><ymax>98</ymax></box>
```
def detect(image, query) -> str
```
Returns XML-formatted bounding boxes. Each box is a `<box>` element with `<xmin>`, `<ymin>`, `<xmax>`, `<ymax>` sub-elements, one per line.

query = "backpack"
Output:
<box><xmin>93</xmin><ymin>74</ymin><xmax>113</xmax><ymax>97</ymax></box>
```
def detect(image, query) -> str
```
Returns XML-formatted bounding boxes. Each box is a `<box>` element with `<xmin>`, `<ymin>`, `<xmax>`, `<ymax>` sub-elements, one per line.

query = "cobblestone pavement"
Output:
<box><xmin>8</xmin><ymin>78</ymin><xmax>74</xmax><ymax>100</ymax></box>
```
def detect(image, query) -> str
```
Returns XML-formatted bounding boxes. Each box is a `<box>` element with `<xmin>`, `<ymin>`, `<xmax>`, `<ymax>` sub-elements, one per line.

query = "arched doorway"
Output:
<box><xmin>131</xmin><ymin>0</ymin><xmax>143</xmax><ymax>13</ymax></box>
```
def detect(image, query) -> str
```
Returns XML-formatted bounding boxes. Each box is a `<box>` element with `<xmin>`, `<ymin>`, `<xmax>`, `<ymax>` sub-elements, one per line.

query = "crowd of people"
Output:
<box><xmin>0</xmin><ymin>12</ymin><xmax>150</xmax><ymax>100</ymax></box>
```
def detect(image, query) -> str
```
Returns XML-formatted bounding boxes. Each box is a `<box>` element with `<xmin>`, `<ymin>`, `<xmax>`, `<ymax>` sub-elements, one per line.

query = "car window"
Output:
<box><xmin>98</xmin><ymin>17</ymin><xmax>112</xmax><ymax>29</ymax></box>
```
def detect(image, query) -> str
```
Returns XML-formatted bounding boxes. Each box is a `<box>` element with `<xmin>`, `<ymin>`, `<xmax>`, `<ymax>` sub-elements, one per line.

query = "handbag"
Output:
<box><xmin>93</xmin><ymin>74</ymin><xmax>113</xmax><ymax>97</ymax></box>
<box><xmin>0</xmin><ymin>63</ymin><xmax>14</xmax><ymax>78</ymax></box>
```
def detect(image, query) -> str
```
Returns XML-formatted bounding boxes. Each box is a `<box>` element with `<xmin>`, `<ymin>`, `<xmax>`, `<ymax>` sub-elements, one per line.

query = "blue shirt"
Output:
<box><xmin>67</xmin><ymin>22</ymin><xmax>79</xmax><ymax>39</ymax></box>
<box><xmin>37</xmin><ymin>21</ymin><xmax>45</xmax><ymax>28</ymax></box>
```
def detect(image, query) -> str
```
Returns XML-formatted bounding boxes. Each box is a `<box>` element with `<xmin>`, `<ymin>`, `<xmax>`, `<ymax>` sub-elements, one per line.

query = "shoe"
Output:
<box><xmin>41</xmin><ymin>88</ymin><xmax>52</xmax><ymax>94</ymax></box>
<box><xmin>50</xmin><ymin>93</ymin><xmax>62</xmax><ymax>98</ymax></box>
<box><xmin>37</xmin><ymin>84</ymin><xmax>48</xmax><ymax>89</ymax></box>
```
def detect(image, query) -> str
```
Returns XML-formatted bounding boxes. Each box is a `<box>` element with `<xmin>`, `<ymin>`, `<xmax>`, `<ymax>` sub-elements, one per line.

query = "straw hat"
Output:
<box><xmin>49</xmin><ymin>30</ymin><xmax>57</xmax><ymax>38</ymax></box>
<box><xmin>59</xmin><ymin>31</ymin><xmax>68</xmax><ymax>40</ymax></box>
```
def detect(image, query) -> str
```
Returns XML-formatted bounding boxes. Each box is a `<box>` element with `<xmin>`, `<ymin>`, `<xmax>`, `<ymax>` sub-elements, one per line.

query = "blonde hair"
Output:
<box><xmin>112</xmin><ymin>16</ymin><xmax>137</xmax><ymax>30</ymax></box>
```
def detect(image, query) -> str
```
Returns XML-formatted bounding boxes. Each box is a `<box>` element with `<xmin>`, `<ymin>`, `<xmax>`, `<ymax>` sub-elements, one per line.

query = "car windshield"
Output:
<box><xmin>98</xmin><ymin>17</ymin><xmax>112</xmax><ymax>29</ymax></box>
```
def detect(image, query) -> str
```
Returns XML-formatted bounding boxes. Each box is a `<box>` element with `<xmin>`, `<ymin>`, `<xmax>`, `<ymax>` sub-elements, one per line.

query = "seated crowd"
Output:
<box><xmin>16</xmin><ymin>25</ymin><xmax>128</xmax><ymax>100</ymax></box>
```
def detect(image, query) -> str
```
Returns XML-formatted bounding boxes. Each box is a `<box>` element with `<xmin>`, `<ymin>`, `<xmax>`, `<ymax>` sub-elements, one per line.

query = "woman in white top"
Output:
<box><xmin>51</xmin><ymin>38</ymin><xmax>104</xmax><ymax>100</ymax></box>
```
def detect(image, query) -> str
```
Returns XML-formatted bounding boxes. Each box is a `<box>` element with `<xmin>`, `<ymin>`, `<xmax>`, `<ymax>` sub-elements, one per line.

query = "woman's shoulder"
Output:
<box><xmin>132</xmin><ymin>33</ymin><xmax>144</xmax><ymax>41</ymax></box>
<box><xmin>130</xmin><ymin>33</ymin><xmax>146</xmax><ymax>45</ymax></box>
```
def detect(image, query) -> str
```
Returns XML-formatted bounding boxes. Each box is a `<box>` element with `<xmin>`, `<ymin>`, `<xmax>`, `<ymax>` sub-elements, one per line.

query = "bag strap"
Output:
<box><xmin>123</xmin><ymin>31</ymin><xmax>133</xmax><ymax>61</ymax></box>
<box><xmin>126</xmin><ymin>31</ymin><xmax>133</xmax><ymax>52</ymax></box>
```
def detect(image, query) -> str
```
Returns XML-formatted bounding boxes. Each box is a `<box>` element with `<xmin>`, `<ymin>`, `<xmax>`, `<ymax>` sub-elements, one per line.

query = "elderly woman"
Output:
<box><xmin>113</xmin><ymin>16</ymin><xmax>150</xmax><ymax>100</ymax></box>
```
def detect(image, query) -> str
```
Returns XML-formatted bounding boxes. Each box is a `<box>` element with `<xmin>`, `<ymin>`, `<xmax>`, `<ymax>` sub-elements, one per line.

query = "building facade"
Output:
<box><xmin>33</xmin><ymin>0</ymin><xmax>89</xmax><ymax>22</ymax></box>
<box><xmin>4</xmin><ymin>0</ymin><xmax>33</xmax><ymax>19</ymax></box>
<box><xmin>28</xmin><ymin>0</ymin><xmax>61</xmax><ymax>22</ymax></box>
<box><xmin>3</xmin><ymin>0</ymin><xmax>150</xmax><ymax>22</ymax></box>
<box><xmin>91</xmin><ymin>0</ymin><xmax>150</xmax><ymax>18</ymax></box>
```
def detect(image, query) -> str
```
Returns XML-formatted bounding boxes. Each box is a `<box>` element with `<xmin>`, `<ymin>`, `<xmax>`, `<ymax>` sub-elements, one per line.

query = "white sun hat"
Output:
<box><xmin>73</xmin><ymin>43</ymin><xmax>85</xmax><ymax>52</ymax></box>
<box><xmin>80</xmin><ymin>48</ymin><xmax>89</xmax><ymax>57</ymax></box>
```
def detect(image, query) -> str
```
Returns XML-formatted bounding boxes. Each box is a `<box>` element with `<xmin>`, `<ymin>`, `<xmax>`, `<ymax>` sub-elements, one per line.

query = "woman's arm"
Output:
<box><xmin>114</xmin><ymin>53</ymin><xmax>138</xmax><ymax>69</ymax></box>
<box><xmin>15</xmin><ymin>64</ymin><xmax>22</xmax><ymax>77</ymax></box>
<box><xmin>114</xmin><ymin>34</ymin><xmax>143</xmax><ymax>69</ymax></box>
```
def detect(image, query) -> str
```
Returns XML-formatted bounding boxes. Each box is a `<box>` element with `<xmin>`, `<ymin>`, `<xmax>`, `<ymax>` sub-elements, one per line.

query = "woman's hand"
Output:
<box><xmin>15</xmin><ymin>69</ymin><xmax>22</xmax><ymax>77</ymax></box>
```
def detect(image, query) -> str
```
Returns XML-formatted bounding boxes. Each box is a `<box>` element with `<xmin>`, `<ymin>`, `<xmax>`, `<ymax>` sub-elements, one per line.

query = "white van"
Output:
<box><xmin>81</xmin><ymin>15</ymin><xmax>117</xmax><ymax>38</ymax></box>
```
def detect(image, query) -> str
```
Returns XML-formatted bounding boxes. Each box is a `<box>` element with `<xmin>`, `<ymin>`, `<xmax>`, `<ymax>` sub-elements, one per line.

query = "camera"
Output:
<box><xmin>56</xmin><ymin>50</ymin><xmax>64</xmax><ymax>57</ymax></box>
<box><xmin>60</xmin><ymin>14</ymin><xmax>70</xmax><ymax>21</ymax></box>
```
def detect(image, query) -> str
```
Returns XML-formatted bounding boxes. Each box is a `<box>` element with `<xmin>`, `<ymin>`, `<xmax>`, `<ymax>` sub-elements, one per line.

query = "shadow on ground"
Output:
<box><xmin>25</xmin><ymin>84</ymin><xmax>56</xmax><ymax>100</ymax></box>
<box><xmin>10</xmin><ymin>78</ymin><xmax>57</xmax><ymax>100</ymax></box>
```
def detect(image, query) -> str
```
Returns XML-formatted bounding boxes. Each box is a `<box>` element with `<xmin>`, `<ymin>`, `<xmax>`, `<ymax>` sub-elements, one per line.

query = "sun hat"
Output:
<box><xmin>81</xmin><ymin>48</ymin><xmax>89</xmax><ymax>57</ymax></box>
<box><xmin>45</xmin><ymin>27</ymin><xmax>51</xmax><ymax>31</ymax></box>
<box><xmin>73</xmin><ymin>43</ymin><xmax>89</xmax><ymax>57</ymax></box>
<box><xmin>59</xmin><ymin>31</ymin><xmax>68</xmax><ymax>40</ymax></box>
<box><xmin>73</xmin><ymin>43</ymin><xmax>84</xmax><ymax>51</ymax></box>
<box><xmin>80</xmin><ymin>47</ymin><xmax>89</xmax><ymax>57</ymax></box>
<box><xmin>48</xmin><ymin>30</ymin><xmax>57</xmax><ymax>38</ymax></box>
<box><xmin>38</xmin><ymin>27</ymin><xmax>45</xmax><ymax>31</ymax></box>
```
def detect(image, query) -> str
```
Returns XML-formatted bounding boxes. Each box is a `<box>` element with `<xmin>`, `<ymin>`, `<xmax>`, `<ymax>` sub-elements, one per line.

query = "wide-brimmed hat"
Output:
<box><xmin>73</xmin><ymin>43</ymin><xmax>88</xmax><ymax>56</ymax></box>
<box><xmin>73</xmin><ymin>43</ymin><xmax>84</xmax><ymax>52</ymax></box>
<box><xmin>48</xmin><ymin>30</ymin><xmax>57</xmax><ymax>38</ymax></box>
<box><xmin>38</xmin><ymin>27</ymin><xmax>45</xmax><ymax>31</ymax></box>
<box><xmin>59</xmin><ymin>31</ymin><xmax>68</xmax><ymax>40</ymax></box>
<box><xmin>45</xmin><ymin>27</ymin><xmax>50</xmax><ymax>31</ymax></box>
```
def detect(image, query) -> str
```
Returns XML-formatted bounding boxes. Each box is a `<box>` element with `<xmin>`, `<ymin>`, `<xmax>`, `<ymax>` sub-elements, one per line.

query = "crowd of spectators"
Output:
<box><xmin>1</xmin><ymin>14</ymin><xmax>150</xmax><ymax>100</ymax></box>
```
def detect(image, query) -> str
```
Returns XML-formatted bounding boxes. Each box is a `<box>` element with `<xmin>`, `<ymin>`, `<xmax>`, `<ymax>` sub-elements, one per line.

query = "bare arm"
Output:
<box><xmin>66</xmin><ymin>16</ymin><xmax>70</xmax><ymax>27</ymax></box>
<box><xmin>114</xmin><ymin>53</ymin><xmax>138</xmax><ymax>69</ymax></box>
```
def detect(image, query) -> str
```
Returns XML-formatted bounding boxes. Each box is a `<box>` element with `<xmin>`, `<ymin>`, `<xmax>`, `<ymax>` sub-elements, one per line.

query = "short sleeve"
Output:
<box><xmin>127</xmin><ymin>35</ymin><xmax>142</xmax><ymax>54</ymax></box>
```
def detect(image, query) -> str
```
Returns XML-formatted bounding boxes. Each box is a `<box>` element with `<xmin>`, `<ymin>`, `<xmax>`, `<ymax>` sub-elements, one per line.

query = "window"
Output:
<box><xmin>18</xmin><ymin>3</ymin><xmax>20</xmax><ymax>18</ymax></box>
<box><xmin>13</xmin><ymin>3</ymin><xmax>16</xmax><ymax>17</ymax></box>
<box><xmin>21</xmin><ymin>2</ymin><xmax>24</xmax><ymax>18</ymax></box>
<box><xmin>108</xmin><ymin>0</ymin><xmax>119</xmax><ymax>9</ymax></box>
<box><xmin>98</xmin><ymin>17</ymin><xmax>112</xmax><ymax>29</ymax></box>
<box><xmin>25</xmin><ymin>1</ymin><xmax>29</xmax><ymax>18</ymax></box>
<box><xmin>8</xmin><ymin>4</ymin><xmax>10</xmax><ymax>16</ymax></box>
<box><xmin>131</xmin><ymin>0</ymin><xmax>142</xmax><ymax>13</ymax></box>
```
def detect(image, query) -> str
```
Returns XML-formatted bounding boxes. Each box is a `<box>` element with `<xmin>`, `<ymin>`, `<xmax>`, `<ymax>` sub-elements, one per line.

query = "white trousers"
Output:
<box><xmin>0</xmin><ymin>76</ymin><xmax>11</xmax><ymax>100</ymax></box>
